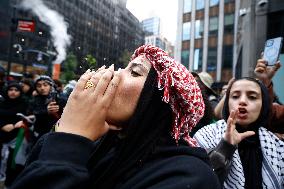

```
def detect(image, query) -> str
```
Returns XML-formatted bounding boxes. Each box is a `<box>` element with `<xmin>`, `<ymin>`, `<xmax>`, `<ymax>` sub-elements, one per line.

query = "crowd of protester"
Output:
<box><xmin>0</xmin><ymin>45</ymin><xmax>283</xmax><ymax>189</ymax></box>
<box><xmin>0</xmin><ymin>71</ymin><xmax>76</xmax><ymax>188</ymax></box>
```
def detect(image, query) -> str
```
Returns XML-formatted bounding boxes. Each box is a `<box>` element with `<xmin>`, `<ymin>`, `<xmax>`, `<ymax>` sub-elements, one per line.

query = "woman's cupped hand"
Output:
<box><xmin>56</xmin><ymin>65</ymin><xmax>121</xmax><ymax>141</ymax></box>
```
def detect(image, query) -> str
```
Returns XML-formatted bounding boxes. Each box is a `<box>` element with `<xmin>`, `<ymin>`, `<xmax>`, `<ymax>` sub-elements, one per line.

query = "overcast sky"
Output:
<box><xmin>126</xmin><ymin>0</ymin><xmax>178</xmax><ymax>44</ymax></box>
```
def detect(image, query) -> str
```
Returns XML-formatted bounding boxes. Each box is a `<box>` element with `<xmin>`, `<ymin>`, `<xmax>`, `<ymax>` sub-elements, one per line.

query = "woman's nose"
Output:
<box><xmin>239</xmin><ymin>95</ymin><xmax>247</xmax><ymax>105</ymax></box>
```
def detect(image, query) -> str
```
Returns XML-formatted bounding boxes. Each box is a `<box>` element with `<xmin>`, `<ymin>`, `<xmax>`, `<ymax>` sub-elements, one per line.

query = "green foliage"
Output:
<box><xmin>85</xmin><ymin>54</ymin><xmax>97</xmax><ymax>70</ymax></box>
<box><xmin>118</xmin><ymin>50</ymin><xmax>132</xmax><ymax>68</ymax></box>
<box><xmin>60</xmin><ymin>52</ymin><xmax>78</xmax><ymax>82</ymax></box>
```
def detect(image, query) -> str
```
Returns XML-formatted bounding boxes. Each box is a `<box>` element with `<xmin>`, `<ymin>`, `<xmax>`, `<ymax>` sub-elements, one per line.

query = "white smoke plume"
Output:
<box><xmin>20</xmin><ymin>0</ymin><xmax>71</xmax><ymax>64</ymax></box>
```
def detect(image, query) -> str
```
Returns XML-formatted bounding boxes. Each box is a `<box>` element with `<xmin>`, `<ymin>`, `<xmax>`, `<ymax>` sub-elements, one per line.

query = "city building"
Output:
<box><xmin>144</xmin><ymin>35</ymin><xmax>174</xmax><ymax>57</ymax></box>
<box><xmin>175</xmin><ymin>0</ymin><xmax>235</xmax><ymax>82</ymax></box>
<box><xmin>0</xmin><ymin>0</ymin><xmax>144</xmax><ymax>76</ymax></box>
<box><xmin>142</xmin><ymin>16</ymin><xmax>174</xmax><ymax>57</ymax></box>
<box><xmin>234</xmin><ymin>0</ymin><xmax>284</xmax><ymax>102</ymax></box>
<box><xmin>141</xmin><ymin>17</ymin><xmax>160</xmax><ymax>36</ymax></box>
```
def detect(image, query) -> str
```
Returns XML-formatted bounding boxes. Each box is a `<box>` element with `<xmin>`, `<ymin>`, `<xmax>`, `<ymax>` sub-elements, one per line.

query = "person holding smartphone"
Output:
<box><xmin>254</xmin><ymin>56</ymin><xmax>284</xmax><ymax>137</ymax></box>
<box><xmin>28</xmin><ymin>76</ymin><xmax>66</xmax><ymax>139</ymax></box>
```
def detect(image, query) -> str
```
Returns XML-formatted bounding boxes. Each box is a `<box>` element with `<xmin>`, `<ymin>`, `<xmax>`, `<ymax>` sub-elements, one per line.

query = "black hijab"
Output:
<box><xmin>88</xmin><ymin>67</ymin><xmax>176</xmax><ymax>188</ymax></box>
<box><xmin>0</xmin><ymin>82</ymin><xmax>27</xmax><ymax>143</ymax></box>
<box><xmin>222</xmin><ymin>77</ymin><xmax>271</xmax><ymax>189</ymax></box>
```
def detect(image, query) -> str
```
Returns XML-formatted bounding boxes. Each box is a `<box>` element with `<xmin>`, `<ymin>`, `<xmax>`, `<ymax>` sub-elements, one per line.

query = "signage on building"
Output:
<box><xmin>32</xmin><ymin>63</ymin><xmax>48</xmax><ymax>70</ymax></box>
<box><xmin>17</xmin><ymin>20</ymin><xmax>35</xmax><ymax>32</ymax></box>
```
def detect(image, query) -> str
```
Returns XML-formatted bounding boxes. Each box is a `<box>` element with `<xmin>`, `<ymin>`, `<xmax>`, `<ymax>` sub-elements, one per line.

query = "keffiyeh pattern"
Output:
<box><xmin>132</xmin><ymin>45</ymin><xmax>204</xmax><ymax>146</ymax></box>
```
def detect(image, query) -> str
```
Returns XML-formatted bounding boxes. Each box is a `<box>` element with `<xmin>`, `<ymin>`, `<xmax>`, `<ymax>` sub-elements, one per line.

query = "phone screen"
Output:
<box><xmin>263</xmin><ymin>37</ymin><xmax>283</xmax><ymax>66</ymax></box>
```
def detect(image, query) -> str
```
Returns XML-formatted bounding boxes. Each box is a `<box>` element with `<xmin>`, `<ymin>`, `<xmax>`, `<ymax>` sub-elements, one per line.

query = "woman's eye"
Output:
<box><xmin>249</xmin><ymin>96</ymin><xmax>257</xmax><ymax>100</ymax></box>
<box><xmin>231</xmin><ymin>95</ymin><xmax>239</xmax><ymax>99</ymax></box>
<box><xmin>130</xmin><ymin>69</ymin><xmax>141</xmax><ymax>77</ymax></box>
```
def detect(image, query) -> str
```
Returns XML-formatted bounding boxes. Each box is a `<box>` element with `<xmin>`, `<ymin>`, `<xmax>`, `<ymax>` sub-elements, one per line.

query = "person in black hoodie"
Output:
<box><xmin>28</xmin><ymin>76</ymin><xmax>66</xmax><ymax>139</ymax></box>
<box><xmin>20</xmin><ymin>78</ymin><xmax>34</xmax><ymax>103</ymax></box>
<box><xmin>0</xmin><ymin>82</ymin><xmax>28</xmax><ymax>184</ymax></box>
<box><xmin>10</xmin><ymin>45</ymin><xmax>220</xmax><ymax>189</ymax></box>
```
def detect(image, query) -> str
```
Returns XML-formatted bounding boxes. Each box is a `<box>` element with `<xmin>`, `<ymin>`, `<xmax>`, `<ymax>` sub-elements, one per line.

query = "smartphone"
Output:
<box><xmin>50</xmin><ymin>91</ymin><xmax>58</xmax><ymax>103</ymax></box>
<box><xmin>263</xmin><ymin>37</ymin><xmax>283</xmax><ymax>66</ymax></box>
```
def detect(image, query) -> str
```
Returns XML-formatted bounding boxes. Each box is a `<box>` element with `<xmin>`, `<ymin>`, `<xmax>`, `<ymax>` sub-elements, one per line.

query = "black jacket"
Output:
<box><xmin>11</xmin><ymin>132</ymin><xmax>221</xmax><ymax>189</ymax></box>
<box><xmin>0</xmin><ymin>96</ymin><xmax>28</xmax><ymax>143</ymax></box>
<box><xmin>28</xmin><ymin>94</ymin><xmax>66</xmax><ymax>137</ymax></box>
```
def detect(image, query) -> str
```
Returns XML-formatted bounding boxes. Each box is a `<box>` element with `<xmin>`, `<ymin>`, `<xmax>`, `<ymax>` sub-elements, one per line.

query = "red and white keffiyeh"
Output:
<box><xmin>131</xmin><ymin>45</ymin><xmax>205</xmax><ymax>147</ymax></box>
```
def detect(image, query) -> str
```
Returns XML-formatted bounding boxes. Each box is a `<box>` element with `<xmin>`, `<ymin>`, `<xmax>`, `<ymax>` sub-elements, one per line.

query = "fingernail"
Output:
<box><xmin>109</xmin><ymin>64</ymin><xmax>114</xmax><ymax>70</ymax></box>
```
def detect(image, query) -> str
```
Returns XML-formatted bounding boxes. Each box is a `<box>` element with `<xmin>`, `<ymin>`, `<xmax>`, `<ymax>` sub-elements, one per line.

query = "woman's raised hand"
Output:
<box><xmin>254</xmin><ymin>57</ymin><xmax>281</xmax><ymax>87</ymax></box>
<box><xmin>57</xmin><ymin>65</ymin><xmax>121</xmax><ymax>141</ymax></box>
<box><xmin>224</xmin><ymin>110</ymin><xmax>255</xmax><ymax>145</ymax></box>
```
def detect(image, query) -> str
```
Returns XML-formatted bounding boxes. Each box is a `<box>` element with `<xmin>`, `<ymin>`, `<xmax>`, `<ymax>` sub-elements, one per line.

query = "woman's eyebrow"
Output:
<box><xmin>247</xmin><ymin>91</ymin><xmax>261</xmax><ymax>96</ymax></box>
<box><xmin>131</xmin><ymin>62</ymin><xmax>149</xmax><ymax>72</ymax></box>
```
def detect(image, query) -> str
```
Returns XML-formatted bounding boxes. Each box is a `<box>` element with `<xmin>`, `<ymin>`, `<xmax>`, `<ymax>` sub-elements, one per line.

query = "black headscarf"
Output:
<box><xmin>88</xmin><ymin>67</ymin><xmax>175</xmax><ymax>188</ymax></box>
<box><xmin>0</xmin><ymin>82</ymin><xmax>27</xmax><ymax>143</ymax></box>
<box><xmin>222</xmin><ymin>77</ymin><xmax>271</xmax><ymax>189</ymax></box>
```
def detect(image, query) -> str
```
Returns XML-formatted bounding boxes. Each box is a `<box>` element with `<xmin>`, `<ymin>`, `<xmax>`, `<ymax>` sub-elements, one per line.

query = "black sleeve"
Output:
<box><xmin>120</xmin><ymin>155</ymin><xmax>221</xmax><ymax>189</ymax></box>
<box><xmin>10</xmin><ymin>132</ymin><xmax>95</xmax><ymax>189</ymax></box>
<box><xmin>207</xmin><ymin>138</ymin><xmax>237</xmax><ymax>185</ymax></box>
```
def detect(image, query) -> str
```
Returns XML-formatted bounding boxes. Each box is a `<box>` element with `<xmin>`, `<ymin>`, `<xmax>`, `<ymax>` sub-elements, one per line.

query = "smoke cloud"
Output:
<box><xmin>20</xmin><ymin>0</ymin><xmax>71</xmax><ymax>64</ymax></box>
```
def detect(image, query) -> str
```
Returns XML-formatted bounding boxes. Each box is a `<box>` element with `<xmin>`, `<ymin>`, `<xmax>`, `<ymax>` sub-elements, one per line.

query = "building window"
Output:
<box><xmin>182</xmin><ymin>22</ymin><xmax>191</xmax><ymax>40</ymax></box>
<box><xmin>194</xmin><ymin>48</ymin><xmax>203</xmax><ymax>71</ymax></box>
<box><xmin>184</xmin><ymin>0</ymin><xmax>192</xmax><ymax>13</ymax></box>
<box><xmin>224</xmin><ymin>0</ymin><xmax>234</xmax><ymax>3</ymax></box>
<box><xmin>210</xmin><ymin>0</ymin><xmax>219</xmax><ymax>7</ymax></box>
<box><xmin>195</xmin><ymin>20</ymin><xmax>204</xmax><ymax>39</ymax></box>
<box><xmin>196</xmin><ymin>0</ymin><xmax>205</xmax><ymax>10</ymax></box>
<box><xmin>224</xmin><ymin>14</ymin><xmax>234</xmax><ymax>34</ymax></box>
<box><xmin>181</xmin><ymin>50</ymin><xmax>189</xmax><ymax>68</ymax></box>
<box><xmin>222</xmin><ymin>45</ymin><xmax>233</xmax><ymax>68</ymax></box>
<box><xmin>207</xmin><ymin>47</ymin><xmax>217</xmax><ymax>72</ymax></box>
<box><xmin>209</xmin><ymin>16</ymin><xmax>218</xmax><ymax>36</ymax></box>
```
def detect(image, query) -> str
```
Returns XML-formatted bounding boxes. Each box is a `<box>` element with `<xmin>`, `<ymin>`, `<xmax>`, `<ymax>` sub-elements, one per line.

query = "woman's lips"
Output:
<box><xmin>238</xmin><ymin>108</ymin><xmax>248</xmax><ymax>119</ymax></box>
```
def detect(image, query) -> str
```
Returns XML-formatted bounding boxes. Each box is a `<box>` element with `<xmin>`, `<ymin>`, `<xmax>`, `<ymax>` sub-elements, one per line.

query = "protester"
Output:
<box><xmin>192</xmin><ymin>71</ymin><xmax>219</xmax><ymax>109</ymax></box>
<box><xmin>28</xmin><ymin>75</ymin><xmax>66</xmax><ymax>139</ymax></box>
<box><xmin>53</xmin><ymin>79</ymin><xmax>68</xmax><ymax>101</ymax></box>
<box><xmin>190</xmin><ymin>72</ymin><xmax>218</xmax><ymax>136</ymax></box>
<box><xmin>194</xmin><ymin>77</ymin><xmax>284</xmax><ymax>188</ymax></box>
<box><xmin>20</xmin><ymin>78</ymin><xmax>34</xmax><ymax>103</ymax></box>
<box><xmin>11</xmin><ymin>45</ymin><xmax>220</xmax><ymax>189</ymax></box>
<box><xmin>0</xmin><ymin>82</ymin><xmax>28</xmax><ymax>185</ymax></box>
<box><xmin>254</xmin><ymin>58</ymin><xmax>284</xmax><ymax>133</ymax></box>
<box><xmin>214</xmin><ymin>78</ymin><xmax>235</xmax><ymax>119</ymax></box>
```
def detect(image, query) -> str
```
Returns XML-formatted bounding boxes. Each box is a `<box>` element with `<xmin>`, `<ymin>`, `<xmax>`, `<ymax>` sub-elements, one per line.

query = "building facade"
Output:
<box><xmin>175</xmin><ymin>0</ymin><xmax>235</xmax><ymax>82</ymax></box>
<box><xmin>0</xmin><ymin>0</ymin><xmax>144</xmax><ymax>76</ymax></box>
<box><xmin>141</xmin><ymin>17</ymin><xmax>160</xmax><ymax>36</ymax></box>
<box><xmin>234</xmin><ymin>0</ymin><xmax>284</xmax><ymax>102</ymax></box>
<box><xmin>142</xmin><ymin>17</ymin><xmax>174</xmax><ymax>57</ymax></box>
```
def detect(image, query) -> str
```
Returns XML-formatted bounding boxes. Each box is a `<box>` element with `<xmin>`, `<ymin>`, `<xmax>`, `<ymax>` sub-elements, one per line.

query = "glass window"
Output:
<box><xmin>210</xmin><ymin>0</ymin><xmax>219</xmax><ymax>7</ymax></box>
<box><xmin>184</xmin><ymin>0</ymin><xmax>192</xmax><ymax>13</ymax></box>
<box><xmin>195</xmin><ymin>20</ymin><xmax>204</xmax><ymax>39</ymax></box>
<box><xmin>209</xmin><ymin>17</ymin><xmax>218</xmax><ymax>36</ymax></box>
<box><xmin>222</xmin><ymin>45</ymin><xmax>233</xmax><ymax>68</ymax></box>
<box><xmin>207</xmin><ymin>47</ymin><xmax>217</xmax><ymax>72</ymax></box>
<box><xmin>224</xmin><ymin>14</ymin><xmax>234</xmax><ymax>25</ymax></box>
<box><xmin>196</xmin><ymin>0</ymin><xmax>205</xmax><ymax>10</ymax></box>
<box><xmin>224</xmin><ymin>0</ymin><xmax>234</xmax><ymax>3</ymax></box>
<box><xmin>194</xmin><ymin>48</ymin><xmax>203</xmax><ymax>71</ymax></box>
<box><xmin>182</xmin><ymin>22</ymin><xmax>191</xmax><ymax>40</ymax></box>
<box><xmin>224</xmin><ymin>14</ymin><xmax>234</xmax><ymax>34</ymax></box>
<box><xmin>181</xmin><ymin>50</ymin><xmax>189</xmax><ymax>68</ymax></box>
